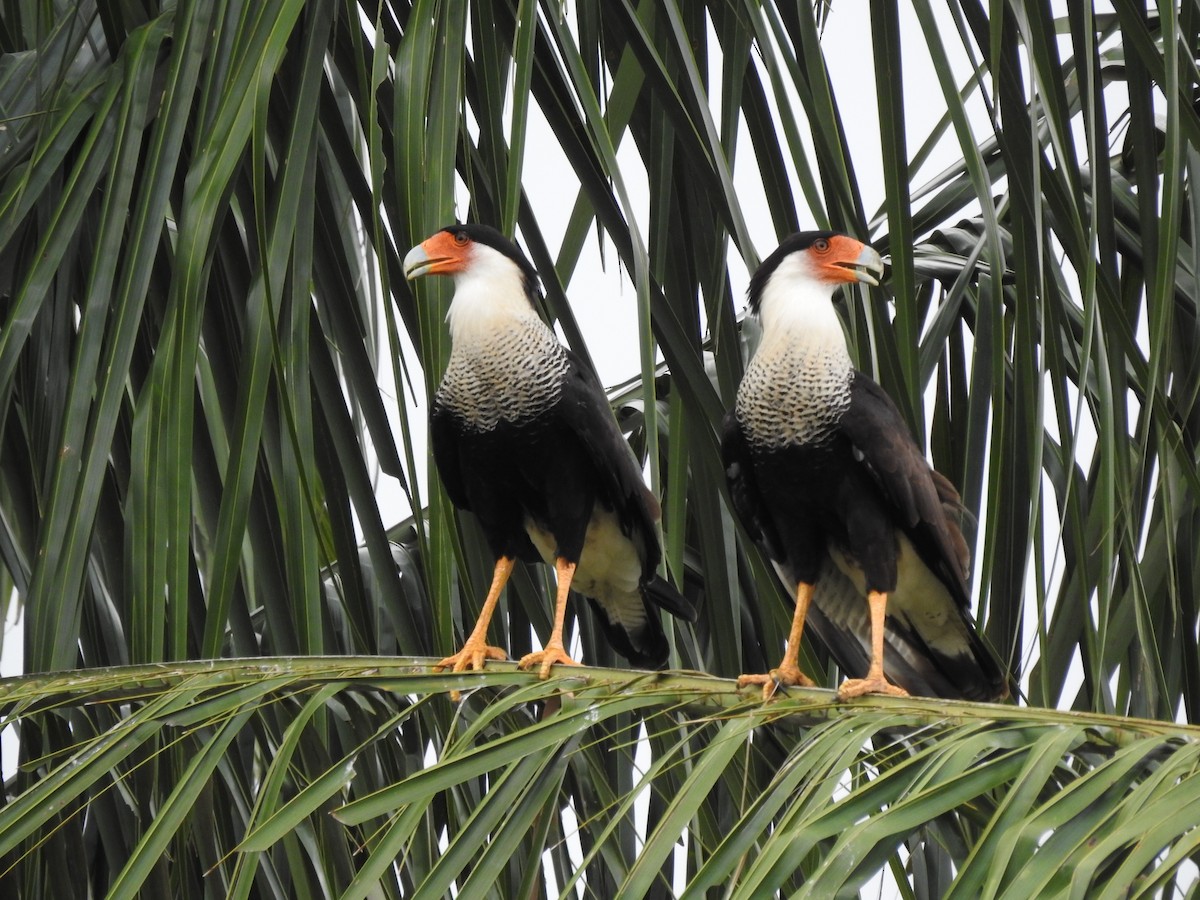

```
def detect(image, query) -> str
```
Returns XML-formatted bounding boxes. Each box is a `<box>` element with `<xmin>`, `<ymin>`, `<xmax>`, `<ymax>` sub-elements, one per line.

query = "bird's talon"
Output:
<box><xmin>738</xmin><ymin>665</ymin><xmax>814</xmax><ymax>701</ymax></box>
<box><xmin>435</xmin><ymin>643</ymin><xmax>507</xmax><ymax>702</ymax></box>
<box><xmin>433</xmin><ymin>643</ymin><xmax>507</xmax><ymax>675</ymax></box>
<box><xmin>518</xmin><ymin>645</ymin><xmax>580</xmax><ymax>679</ymax></box>
<box><xmin>837</xmin><ymin>674</ymin><xmax>909</xmax><ymax>700</ymax></box>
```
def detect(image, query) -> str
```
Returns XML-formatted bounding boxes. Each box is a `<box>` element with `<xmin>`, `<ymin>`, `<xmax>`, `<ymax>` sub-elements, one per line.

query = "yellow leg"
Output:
<box><xmin>518</xmin><ymin>558</ymin><xmax>583</xmax><ymax>679</ymax></box>
<box><xmin>738</xmin><ymin>582</ymin><xmax>817</xmax><ymax>701</ymax></box>
<box><xmin>837</xmin><ymin>590</ymin><xmax>909</xmax><ymax>699</ymax></box>
<box><xmin>435</xmin><ymin>557</ymin><xmax>513</xmax><ymax>700</ymax></box>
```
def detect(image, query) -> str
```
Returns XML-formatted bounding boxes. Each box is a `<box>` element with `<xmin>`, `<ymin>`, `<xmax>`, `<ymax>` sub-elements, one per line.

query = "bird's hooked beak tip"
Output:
<box><xmin>403</xmin><ymin>243</ymin><xmax>434</xmax><ymax>280</ymax></box>
<box><xmin>849</xmin><ymin>245</ymin><xmax>885</xmax><ymax>286</ymax></box>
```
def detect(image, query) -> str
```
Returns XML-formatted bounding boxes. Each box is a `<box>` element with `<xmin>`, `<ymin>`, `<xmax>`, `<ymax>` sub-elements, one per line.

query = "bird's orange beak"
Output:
<box><xmin>812</xmin><ymin>235</ymin><xmax>884</xmax><ymax>286</ymax></box>
<box><xmin>404</xmin><ymin>230</ymin><xmax>471</xmax><ymax>279</ymax></box>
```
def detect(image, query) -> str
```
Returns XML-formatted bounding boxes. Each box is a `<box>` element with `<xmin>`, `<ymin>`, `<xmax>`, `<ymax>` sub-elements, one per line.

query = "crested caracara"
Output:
<box><xmin>723</xmin><ymin>231</ymin><xmax>1007</xmax><ymax>702</ymax></box>
<box><xmin>405</xmin><ymin>223</ymin><xmax>694</xmax><ymax>690</ymax></box>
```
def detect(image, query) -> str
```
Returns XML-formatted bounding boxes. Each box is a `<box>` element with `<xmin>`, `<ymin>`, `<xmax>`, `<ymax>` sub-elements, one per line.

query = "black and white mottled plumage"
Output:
<box><xmin>404</xmin><ymin>224</ymin><xmax>694</xmax><ymax>683</ymax></box>
<box><xmin>724</xmin><ymin>231</ymin><xmax>1007</xmax><ymax>702</ymax></box>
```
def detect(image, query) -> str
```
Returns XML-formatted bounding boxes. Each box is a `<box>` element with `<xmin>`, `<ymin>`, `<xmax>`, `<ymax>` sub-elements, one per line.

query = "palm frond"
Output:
<box><xmin>1</xmin><ymin>0</ymin><xmax>1199</xmax><ymax>895</ymax></box>
<box><xmin>3</xmin><ymin>662</ymin><xmax>1199</xmax><ymax>895</ymax></box>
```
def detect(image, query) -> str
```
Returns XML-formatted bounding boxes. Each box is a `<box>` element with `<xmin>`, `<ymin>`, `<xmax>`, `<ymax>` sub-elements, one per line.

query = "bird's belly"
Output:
<box><xmin>755</xmin><ymin>440</ymin><xmax>848</xmax><ymax>506</ymax></box>
<box><xmin>524</xmin><ymin>506</ymin><xmax>641</xmax><ymax>599</ymax></box>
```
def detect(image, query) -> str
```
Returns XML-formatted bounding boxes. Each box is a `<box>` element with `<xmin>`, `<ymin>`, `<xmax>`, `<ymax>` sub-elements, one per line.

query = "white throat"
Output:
<box><xmin>752</xmin><ymin>260</ymin><xmax>850</xmax><ymax>363</ymax></box>
<box><xmin>445</xmin><ymin>244</ymin><xmax>542</xmax><ymax>347</ymax></box>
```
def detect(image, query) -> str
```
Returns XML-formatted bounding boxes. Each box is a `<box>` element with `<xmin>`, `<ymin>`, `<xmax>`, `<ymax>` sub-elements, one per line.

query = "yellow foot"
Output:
<box><xmin>434</xmin><ymin>641</ymin><xmax>507</xmax><ymax>674</ymax></box>
<box><xmin>517</xmin><ymin>643</ymin><xmax>580</xmax><ymax>680</ymax></box>
<box><xmin>837</xmin><ymin>673</ymin><xmax>909</xmax><ymax>700</ymax></box>
<box><xmin>738</xmin><ymin>664</ymin><xmax>815</xmax><ymax>702</ymax></box>
<box><xmin>434</xmin><ymin>641</ymin><xmax>507</xmax><ymax>701</ymax></box>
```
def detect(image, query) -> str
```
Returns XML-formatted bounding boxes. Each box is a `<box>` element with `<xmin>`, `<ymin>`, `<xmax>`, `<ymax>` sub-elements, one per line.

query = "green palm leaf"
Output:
<box><xmin>2</xmin><ymin>0</ymin><xmax>1198</xmax><ymax>895</ymax></box>
<box><xmin>3</xmin><ymin>662</ymin><xmax>1199</xmax><ymax>895</ymax></box>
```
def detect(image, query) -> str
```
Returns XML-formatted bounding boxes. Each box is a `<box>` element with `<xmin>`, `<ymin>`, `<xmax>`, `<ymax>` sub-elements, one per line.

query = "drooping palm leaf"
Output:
<box><xmin>2</xmin><ymin>663</ymin><xmax>1200</xmax><ymax>896</ymax></box>
<box><xmin>1</xmin><ymin>0</ymin><xmax>1199</xmax><ymax>895</ymax></box>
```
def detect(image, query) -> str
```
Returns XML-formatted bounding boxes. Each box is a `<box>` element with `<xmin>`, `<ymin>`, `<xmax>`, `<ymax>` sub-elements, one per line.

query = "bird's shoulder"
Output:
<box><xmin>838</xmin><ymin>371</ymin><xmax>932</xmax><ymax>497</ymax></box>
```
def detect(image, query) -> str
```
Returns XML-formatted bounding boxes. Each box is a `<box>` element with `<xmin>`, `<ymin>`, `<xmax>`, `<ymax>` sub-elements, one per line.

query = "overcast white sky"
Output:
<box><xmin>1</xmin><ymin>0</ymin><xmax>1125</xmax><ymax>791</ymax></box>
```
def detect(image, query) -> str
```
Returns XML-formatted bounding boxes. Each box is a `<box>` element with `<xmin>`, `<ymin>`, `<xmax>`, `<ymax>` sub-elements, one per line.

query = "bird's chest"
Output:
<box><xmin>735</xmin><ymin>344</ymin><xmax>852</xmax><ymax>448</ymax></box>
<box><xmin>437</xmin><ymin>327</ymin><xmax>569</xmax><ymax>431</ymax></box>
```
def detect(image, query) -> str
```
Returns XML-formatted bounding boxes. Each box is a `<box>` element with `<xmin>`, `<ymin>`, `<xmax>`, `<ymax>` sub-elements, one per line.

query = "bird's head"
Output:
<box><xmin>404</xmin><ymin>223</ymin><xmax>541</xmax><ymax>299</ymax></box>
<box><xmin>747</xmin><ymin>231</ymin><xmax>883</xmax><ymax>315</ymax></box>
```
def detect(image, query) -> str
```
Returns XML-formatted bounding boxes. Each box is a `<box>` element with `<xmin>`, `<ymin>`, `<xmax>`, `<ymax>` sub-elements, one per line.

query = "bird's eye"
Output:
<box><xmin>813</xmin><ymin>238</ymin><xmax>830</xmax><ymax>252</ymax></box>
<box><xmin>453</xmin><ymin>231</ymin><xmax>470</xmax><ymax>246</ymax></box>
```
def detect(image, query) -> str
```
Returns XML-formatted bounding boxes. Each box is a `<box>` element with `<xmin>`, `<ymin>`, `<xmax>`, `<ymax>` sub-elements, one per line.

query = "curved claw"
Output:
<box><xmin>837</xmin><ymin>673</ymin><xmax>909</xmax><ymax>700</ymax></box>
<box><xmin>738</xmin><ymin>663</ymin><xmax>816</xmax><ymax>702</ymax></box>
<box><xmin>434</xmin><ymin>643</ymin><xmax>508</xmax><ymax>674</ymax></box>
<box><xmin>434</xmin><ymin>640</ymin><xmax>508</xmax><ymax>701</ymax></box>
<box><xmin>517</xmin><ymin>643</ymin><xmax>580</xmax><ymax>680</ymax></box>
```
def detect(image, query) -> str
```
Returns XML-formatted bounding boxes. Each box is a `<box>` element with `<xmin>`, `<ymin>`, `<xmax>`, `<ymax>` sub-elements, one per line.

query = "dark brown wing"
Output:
<box><xmin>429</xmin><ymin>399</ymin><xmax>471</xmax><ymax>511</ymax></box>
<box><xmin>720</xmin><ymin>409</ymin><xmax>785</xmax><ymax>565</ymax></box>
<box><xmin>832</xmin><ymin>372</ymin><xmax>1006</xmax><ymax>699</ymax></box>
<box><xmin>838</xmin><ymin>372</ymin><xmax>971</xmax><ymax>606</ymax></box>
<box><xmin>555</xmin><ymin>351</ymin><xmax>693</xmax><ymax>623</ymax></box>
<box><xmin>555</xmin><ymin>351</ymin><xmax>659</xmax><ymax>566</ymax></box>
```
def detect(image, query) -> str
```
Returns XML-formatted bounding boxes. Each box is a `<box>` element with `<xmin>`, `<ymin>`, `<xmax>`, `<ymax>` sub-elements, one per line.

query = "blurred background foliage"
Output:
<box><xmin>1</xmin><ymin>0</ymin><xmax>1199</xmax><ymax>896</ymax></box>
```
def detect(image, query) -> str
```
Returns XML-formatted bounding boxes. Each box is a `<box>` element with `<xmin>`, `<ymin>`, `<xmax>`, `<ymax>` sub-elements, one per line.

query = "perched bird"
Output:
<box><xmin>404</xmin><ymin>223</ymin><xmax>694</xmax><ymax>685</ymax></box>
<box><xmin>723</xmin><ymin>231</ymin><xmax>1007</xmax><ymax>702</ymax></box>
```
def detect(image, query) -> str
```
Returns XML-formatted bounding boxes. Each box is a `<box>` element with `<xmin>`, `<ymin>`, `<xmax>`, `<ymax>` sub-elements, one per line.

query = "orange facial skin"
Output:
<box><xmin>805</xmin><ymin>234</ymin><xmax>882</xmax><ymax>285</ymax></box>
<box><xmin>404</xmin><ymin>229</ymin><xmax>474</xmax><ymax>279</ymax></box>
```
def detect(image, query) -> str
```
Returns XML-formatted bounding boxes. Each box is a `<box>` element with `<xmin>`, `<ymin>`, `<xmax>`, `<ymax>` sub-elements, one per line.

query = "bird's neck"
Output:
<box><xmin>446</xmin><ymin>262</ymin><xmax>544</xmax><ymax>349</ymax></box>
<box><xmin>753</xmin><ymin>280</ymin><xmax>851</xmax><ymax>366</ymax></box>
<box><xmin>737</xmin><ymin>281</ymin><xmax>855</xmax><ymax>448</ymax></box>
<box><xmin>438</xmin><ymin>265</ymin><xmax>568</xmax><ymax>429</ymax></box>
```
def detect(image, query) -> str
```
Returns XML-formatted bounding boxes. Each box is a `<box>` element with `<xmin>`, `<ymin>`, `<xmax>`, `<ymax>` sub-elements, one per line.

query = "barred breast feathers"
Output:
<box><xmin>438</xmin><ymin>254</ymin><xmax>570</xmax><ymax>430</ymax></box>
<box><xmin>438</xmin><ymin>322</ymin><xmax>569</xmax><ymax>430</ymax></box>
<box><xmin>736</xmin><ymin>350</ymin><xmax>851</xmax><ymax>448</ymax></box>
<box><xmin>737</xmin><ymin>268</ymin><xmax>854</xmax><ymax>448</ymax></box>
